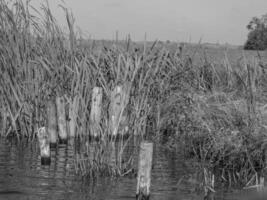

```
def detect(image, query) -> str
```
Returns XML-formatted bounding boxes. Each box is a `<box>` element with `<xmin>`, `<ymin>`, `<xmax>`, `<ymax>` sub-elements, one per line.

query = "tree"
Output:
<box><xmin>244</xmin><ymin>14</ymin><xmax>267</xmax><ymax>50</ymax></box>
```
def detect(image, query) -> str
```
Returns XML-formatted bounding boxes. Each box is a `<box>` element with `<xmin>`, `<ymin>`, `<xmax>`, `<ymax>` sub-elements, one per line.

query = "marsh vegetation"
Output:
<box><xmin>0</xmin><ymin>0</ymin><xmax>267</xmax><ymax>199</ymax></box>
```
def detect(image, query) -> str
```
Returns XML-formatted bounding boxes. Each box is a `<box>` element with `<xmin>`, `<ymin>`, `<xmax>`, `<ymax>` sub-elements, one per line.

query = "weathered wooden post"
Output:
<box><xmin>47</xmin><ymin>99</ymin><xmax>58</xmax><ymax>147</ymax></box>
<box><xmin>203</xmin><ymin>168</ymin><xmax>215</xmax><ymax>198</ymax></box>
<box><xmin>110</xmin><ymin>85</ymin><xmax>130</xmax><ymax>136</ymax></box>
<box><xmin>0</xmin><ymin>107</ymin><xmax>7</xmax><ymax>136</ymax></box>
<box><xmin>56</xmin><ymin>96</ymin><xmax>68</xmax><ymax>143</ymax></box>
<box><xmin>136</xmin><ymin>142</ymin><xmax>153</xmax><ymax>200</ymax></box>
<box><xmin>110</xmin><ymin>141</ymin><xmax>116</xmax><ymax>168</ymax></box>
<box><xmin>257</xmin><ymin>176</ymin><xmax>264</xmax><ymax>193</ymax></box>
<box><xmin>90</xmin><ymin>87</ymin><xmax>103</xmax><ymax>137</ymax></box>
<box><xmin>37</xmin><ymin>127</ymin><xmax>51</xmax><ymax>165</ymax></box>
<box><xmin>69</xmin><ymin>95</ymin><xmax>79</xmax><ymax>137</ymax></box>
<box><xmin>110</xmin><ymin>85</ymin><xmax>123</xmax><ymax>136</ymax></box>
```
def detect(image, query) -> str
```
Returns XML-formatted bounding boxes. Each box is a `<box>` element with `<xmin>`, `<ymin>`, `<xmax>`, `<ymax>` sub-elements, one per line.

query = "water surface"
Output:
<box><xmin>0</xmin><ymin>138</ymin><xmax>252</xmax><ymax>200</ymax></box>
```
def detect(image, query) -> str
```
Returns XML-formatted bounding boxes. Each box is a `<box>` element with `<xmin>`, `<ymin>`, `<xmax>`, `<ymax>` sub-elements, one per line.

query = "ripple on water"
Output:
<box><xmin>0</xmin><ymin>138</ymin><xmax>251</xmax><ymax>200</ymax></box>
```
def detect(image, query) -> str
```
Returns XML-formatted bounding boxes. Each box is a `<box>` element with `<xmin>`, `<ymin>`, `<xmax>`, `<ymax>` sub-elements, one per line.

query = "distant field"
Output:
<box><xmin>84</xmin><ymin>39</ymin><xmax>267</xmax><ymax>66</ymax></box>
<box><xmin>187</xmin><ymin>45</ymin><xmax>267</xmax><ymax>65</ymax></box>
<box><xmin>154</xmin><ymin>42</ymin><xmax>267</xmax><ymax>65</ymax></box>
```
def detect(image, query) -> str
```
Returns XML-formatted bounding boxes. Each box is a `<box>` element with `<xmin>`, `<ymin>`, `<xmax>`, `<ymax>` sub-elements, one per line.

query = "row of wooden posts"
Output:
<box><xmin>41</xmin><ymin>85</ymin><xmax>128</xmax><ymax>145</ymax></box>
<box><xmin>37</xmin><ymin>86</ymin><xmax>123</xmax><ymax>164</ymax></box>
<box><xmin>37</xmin><ymin>131</ymin><xmax>154</xmax><ymax>199</ymax></box>
<box><xmin>38</xmin><ymin>128</ymin><xmax>153</xmax><ymax>199</ymax></box>
<box><xmin>37</xmin><ymin>85</ymin><xmax>154</xmax><ymax>199</ymax></box>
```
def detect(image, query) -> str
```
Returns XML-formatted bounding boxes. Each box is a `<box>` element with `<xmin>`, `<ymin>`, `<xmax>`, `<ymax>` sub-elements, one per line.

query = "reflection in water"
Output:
<box><xmin>0</xmin><ymin>138</ymin><xmax>247</xmax><ymax>200</ymax></box>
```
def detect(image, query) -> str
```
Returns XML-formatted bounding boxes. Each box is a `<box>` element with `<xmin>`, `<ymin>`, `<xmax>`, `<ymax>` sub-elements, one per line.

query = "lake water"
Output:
<box><xmin>0</xmin><ymin>138</ymin><xmax>261</xmax><ymax>200</ymax></box>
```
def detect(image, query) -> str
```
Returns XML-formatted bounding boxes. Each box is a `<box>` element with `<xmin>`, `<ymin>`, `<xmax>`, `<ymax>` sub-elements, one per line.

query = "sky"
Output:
<box><xmin>32</xmin><ymin>0</ymin><xmax>267</xmax><ymax>45</ymax></box>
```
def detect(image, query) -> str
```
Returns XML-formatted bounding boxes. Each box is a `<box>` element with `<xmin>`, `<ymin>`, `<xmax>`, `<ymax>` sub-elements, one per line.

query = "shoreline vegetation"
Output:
<box><xmin>1</xmin><ymin>0</ymin><xmax>267</xmax><ymax>195</ymax></box>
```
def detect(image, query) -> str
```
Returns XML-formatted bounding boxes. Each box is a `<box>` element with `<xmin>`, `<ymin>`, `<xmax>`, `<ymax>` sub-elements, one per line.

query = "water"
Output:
<box><xmin>0</xmin><ymin>138</ymin><xmax>255</xmax><ymax>200</ymax></box>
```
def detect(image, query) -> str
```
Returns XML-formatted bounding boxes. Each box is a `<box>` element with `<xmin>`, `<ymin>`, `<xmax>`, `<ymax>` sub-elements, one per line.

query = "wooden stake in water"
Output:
<box><xmin>203</xmin><ymin>167</ymin><xmax>215</xmax><ymax>198</ymax></box>
<box><xmin>69</xmin><ymin>95</ymin><xmax>79</xmax><ymax>137</ymax></box>
<box><xmin>37</xmin><ymin>127</ymin><xmax>51</xmax><ymax>165</ymax></box>
<box><xmin>110</xmin><ymin>85</ymin><xmax>126</xmax><ymax>136</ymax></box>
<box><xmin>110</xmin><ymin>141</ymin><xmax>116</xmax><ymax>168</ymax></box>
<box><xmin>56</xmin><ymin>96</ymin><xmax>68</xmax><ymax>143</ymax></box>
<box><xmin>136</xmin><ymin>142</ymin><xmax>153</xmax><ymax>200</ymax></box>
<box><xmin>0</xmin><ymin>107</ymin><xmax>8</xmax><ymax>136</ymax></box>
<box><xmin>90</xmin><ymin>87</ymin><xmax>103</xmax><ymax>137</ymax></box>
<box><xmin>47</xmin><ymin>99</ymin><xmax>58</xmax><ymax>146</ymax></box>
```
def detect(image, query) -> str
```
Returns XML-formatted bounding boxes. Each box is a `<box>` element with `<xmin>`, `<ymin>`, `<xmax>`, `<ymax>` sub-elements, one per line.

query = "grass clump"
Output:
<box><xmin>1</xmin><ymin>0</ymin><xmax>267</xmax><ymax>186</ymax></box>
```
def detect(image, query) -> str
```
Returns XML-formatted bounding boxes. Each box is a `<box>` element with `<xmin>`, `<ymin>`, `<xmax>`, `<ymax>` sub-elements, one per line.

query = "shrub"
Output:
<box><xmin>244</xmin><ymin>15</ymin><xmax>267</xmax><ymax>50</ymax></box>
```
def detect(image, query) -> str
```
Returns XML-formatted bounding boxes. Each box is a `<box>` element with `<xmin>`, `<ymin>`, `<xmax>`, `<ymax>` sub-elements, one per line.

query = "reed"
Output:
<box><xmin>0</xmin><ymin>0</ymin><xmax>267</xmax><ymax>186</ymax></box>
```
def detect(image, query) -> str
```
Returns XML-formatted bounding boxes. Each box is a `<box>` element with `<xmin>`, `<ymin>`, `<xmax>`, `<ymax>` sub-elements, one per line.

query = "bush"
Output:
<box><xmin>244</xmin><ymin>15</ymin><xmax>267</xmax><ymax>50</ymax></box>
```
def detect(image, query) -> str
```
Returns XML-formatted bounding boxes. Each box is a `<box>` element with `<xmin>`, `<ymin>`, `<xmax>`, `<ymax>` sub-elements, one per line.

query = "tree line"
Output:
<box><xmin>244</xmin><ymin>14</ymin><xmax>267</xmax><ymax>50</ymax></box>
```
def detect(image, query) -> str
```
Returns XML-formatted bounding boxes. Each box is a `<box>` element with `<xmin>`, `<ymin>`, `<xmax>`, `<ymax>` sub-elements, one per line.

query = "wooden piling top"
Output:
<box><xmin>136</xmin><ymin>141</ymin><xmax>153</xmax><ymax>199</ymax></box>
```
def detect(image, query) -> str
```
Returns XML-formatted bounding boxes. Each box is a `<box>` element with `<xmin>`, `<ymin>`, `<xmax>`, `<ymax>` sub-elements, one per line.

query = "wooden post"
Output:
<box><xmin>110</xmin><ymin>141</ymin><xmax>116</xmax><ymax>168</ymax></box>
<box><xmin>69</xmin><ymin>95</ymin><xmax>79</xmax><ymax>137</ymax></box>
<box><xmin>56</xmin><ymin>96</ymin><xmax>68</xmax><ymax>143</ymax></box>
<box><xmin>90</xmin><ymin>87</ymin><xmax>103</xmax><ymax>137</ymax></box>
<box><xmin>203</xmin><ymin>168</ymin><xmax>215</xmax><ymax>198</ymax></box>
<box><xmin>0</xmin><ymin>107</ymin><xmax>7</xmax><ymax>136</ymax></box>
<box><xmin>257</xmin><ymin>176</ymin><xmax>264</xmax><ymax>193</ymax></box>
<box><xmin>47</xmin><ymin>99</ymin><xmax>58</xmax><ymax>147</ymax></box>
<box><xmin>110</xmin><ymin>85</ymin><xmax>130</xmax><ymax>136</ymax></box>
<box><xmin>37</xmin><ymin>127</ymin><xmax>51</xmax><ymax>165</ymax></box>
<box><xmin>110</xmin><ymin>85</ymin><xmax>123</xmax><ymax>136</ymax></box>
<box><xmin>136</xmin><ymin>142</ymin><xmax>153</xmax><ymax>200</ymax></box>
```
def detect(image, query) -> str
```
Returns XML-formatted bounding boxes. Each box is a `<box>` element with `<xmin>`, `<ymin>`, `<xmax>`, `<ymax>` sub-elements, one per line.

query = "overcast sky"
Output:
<box><xmin>33</xmin><ymin>0</ymin><xmax>267</xmax><ymax>45</ymax></box>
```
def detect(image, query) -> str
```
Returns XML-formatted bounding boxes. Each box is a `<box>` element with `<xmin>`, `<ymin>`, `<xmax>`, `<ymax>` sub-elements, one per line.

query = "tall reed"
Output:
<box><xmin>1</xmin><ymin>0</ymin><xmax>267</xmax><ymax>184</ymax></box>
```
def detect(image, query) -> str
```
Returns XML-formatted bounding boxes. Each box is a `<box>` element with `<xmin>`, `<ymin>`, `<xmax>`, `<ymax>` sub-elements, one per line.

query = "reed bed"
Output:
<box><xmin>1</xmin><ymin>0</ymin><xmax>267</xmax><ymax>187</ymax></box>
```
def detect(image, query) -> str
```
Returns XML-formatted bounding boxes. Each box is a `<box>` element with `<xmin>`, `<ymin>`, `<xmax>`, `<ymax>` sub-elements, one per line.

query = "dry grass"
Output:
<box><xmin>1</xmin><ymin>0</ymin><xmax>267</xmax><ymax>184</ymax></box>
